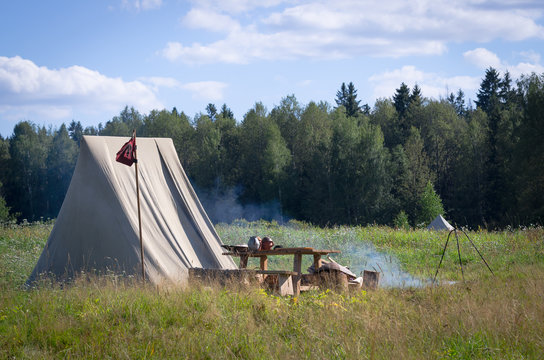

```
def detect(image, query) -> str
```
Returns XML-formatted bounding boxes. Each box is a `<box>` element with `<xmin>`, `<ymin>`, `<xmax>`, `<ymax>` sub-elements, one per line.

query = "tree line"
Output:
<box><xmin>0</xmin><ymin>68</ymin><xmax>542</xmax><ymax>228</ymax></box>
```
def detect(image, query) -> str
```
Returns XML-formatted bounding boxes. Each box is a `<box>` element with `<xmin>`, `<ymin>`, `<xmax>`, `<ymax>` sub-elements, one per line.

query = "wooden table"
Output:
<box><xmin>222</xmin><ymin>247</ymin><xmax>340</xmax><ymax>296</ymax></box>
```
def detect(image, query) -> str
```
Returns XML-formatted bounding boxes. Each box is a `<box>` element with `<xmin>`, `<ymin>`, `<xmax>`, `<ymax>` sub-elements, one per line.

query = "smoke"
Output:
<box><xmin>292</xmin><ymin>227</ymin><xmax>430</xmax><ymax>288</ymax></box>
<box><xmin>344</xmin><ymin>243</ymin><xmax>429</xmax><ymax>288</ymax></box>
<box><xmin>194</xmin><ymin>184</ymin><xmax>287</xmax><ymax>224</ymax></box>
<box><xmin>194</xmin><ymin>180</ymin><xmax>429</xmax><ymax>288</ymax></box>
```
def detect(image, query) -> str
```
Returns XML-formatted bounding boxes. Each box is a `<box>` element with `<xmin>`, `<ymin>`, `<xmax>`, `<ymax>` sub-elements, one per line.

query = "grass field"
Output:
<box><xmin>1</xmin><ymin>221</ymin><xmax>543</xmax><ymax>359</ymax></box>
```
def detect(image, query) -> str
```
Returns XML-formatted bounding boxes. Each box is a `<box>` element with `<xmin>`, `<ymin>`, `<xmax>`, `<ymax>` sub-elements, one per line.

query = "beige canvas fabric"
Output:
<box><xmin>27</xmin><ymin>135</ymin><xmax>236</xmax><ymax>284</ymax></box>
<box><xmin>427</xmin><ymin>215</ymin><xmax>455</xmax><ymax>231</ymax></box>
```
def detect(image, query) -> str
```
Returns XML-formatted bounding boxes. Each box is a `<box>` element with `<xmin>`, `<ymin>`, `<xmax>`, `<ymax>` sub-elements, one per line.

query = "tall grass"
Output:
<box><xmin>217</xmin><ymin>220</ymin><xmax>544</xmax><ymax>282</ymax></box>
<box><xmin>0</xmin><ymin>222</ymin><xmax>53</xmax><ymax>289</ymax></box>
<box><xmin>1</xmin><ymin>221</ymin><xmax>543</xmax><ymax>359</ymax></box>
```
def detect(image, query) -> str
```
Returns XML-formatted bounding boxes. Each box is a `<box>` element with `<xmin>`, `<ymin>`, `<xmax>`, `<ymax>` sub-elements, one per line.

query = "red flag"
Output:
<box><xmin>116</xmin><ymin>136</ymin><xmax>137</xmax><ymax>166</ymax></box>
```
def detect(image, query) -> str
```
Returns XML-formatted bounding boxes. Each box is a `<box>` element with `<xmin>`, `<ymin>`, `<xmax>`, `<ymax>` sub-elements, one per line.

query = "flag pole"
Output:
<box><xmin>133</xmin><ymin>129</ymin><xmax>145</xmax><ymax>282</ymax></box>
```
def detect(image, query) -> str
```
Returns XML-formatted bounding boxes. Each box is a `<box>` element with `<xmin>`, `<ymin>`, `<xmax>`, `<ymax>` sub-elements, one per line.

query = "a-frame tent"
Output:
<box><xmin>427</xmin><ymin>214</ymin><xmax>455</xmax><ymax>231</ymax></box>
<box><xmin>27</xmin><ymin>136</ymin><xmax>236</xmax><ymax>284</ymax></box>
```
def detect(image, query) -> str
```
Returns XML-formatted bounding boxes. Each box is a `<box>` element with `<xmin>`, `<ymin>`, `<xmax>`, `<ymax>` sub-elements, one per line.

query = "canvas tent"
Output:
<box><xmin>27</xmin><ymin>136</ymin><xmax>236</xmax><ymax>284</ymax></box>
<box><xmin>427</xmin><ymin>215</ymin><xmax>455</xmax><ymax>231</ymax></box>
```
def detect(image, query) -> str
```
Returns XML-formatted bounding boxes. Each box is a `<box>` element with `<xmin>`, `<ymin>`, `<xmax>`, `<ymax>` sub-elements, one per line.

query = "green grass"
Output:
<box><xmin>217</xmin><ymin>220</ymin><xmax>544</xmax><ymax>282</ymax></box>
<box><xmin>0</xmin><ymin>222</ymin><xmax>53</xmax><ymax>289</ymax></box>
<box><xmin>1</xmin><ymin>221</ymin><xmax>543</xmax><ymax>359</ymax></box>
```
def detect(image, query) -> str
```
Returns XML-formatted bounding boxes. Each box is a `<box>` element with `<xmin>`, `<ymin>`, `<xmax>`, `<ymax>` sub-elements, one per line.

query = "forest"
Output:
<box><xmin>0</xmin><ymin>68</ymin><xmax>542</xmax><ymax>228</ymax></box>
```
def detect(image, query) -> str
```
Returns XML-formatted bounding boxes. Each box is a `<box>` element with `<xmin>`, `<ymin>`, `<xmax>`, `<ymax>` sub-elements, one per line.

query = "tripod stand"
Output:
<box><xmin>433</xmin><ymin>227</ymin><xmax>494</xmax><ymax>284</ymax></box>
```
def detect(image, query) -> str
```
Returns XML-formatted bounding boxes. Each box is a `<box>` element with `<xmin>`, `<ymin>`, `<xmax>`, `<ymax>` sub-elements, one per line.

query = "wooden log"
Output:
<box><xmin>318</xmin><ymin>270</ymin><xmax>348</xmax><ymax>292</ymax></box>
<box><xmin>363</xmin><ymin>270</ymin><xmax>380</xmax><ymax>290</ymax></box>
<box><xmin>333</xmin><ymin>270</ymin><xmax>348</xmax><ymax>292</ymax></box>
<box><xmin>301</xmin><ymin>273</ymin><xmax>320</xmax><ymax>286</ymax></box>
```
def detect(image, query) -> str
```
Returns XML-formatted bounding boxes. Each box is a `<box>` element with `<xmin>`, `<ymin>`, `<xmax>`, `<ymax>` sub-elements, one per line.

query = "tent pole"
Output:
<box><xmin>133</xmin><ymin>129</ymin><xmax>145</xmax><ymax>282</ymax></box>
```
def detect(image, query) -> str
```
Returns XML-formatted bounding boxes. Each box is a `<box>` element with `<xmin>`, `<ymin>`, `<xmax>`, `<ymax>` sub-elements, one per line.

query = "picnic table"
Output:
<box><xmin>222</xmin><ymin>247</ymin><xmax>340</xmax><ymax>296</ymax></box>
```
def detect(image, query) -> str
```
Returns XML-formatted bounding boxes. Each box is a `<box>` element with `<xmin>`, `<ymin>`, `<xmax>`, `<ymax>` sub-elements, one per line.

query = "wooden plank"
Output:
<box><xmin>300</xmin><ymin>284</ymin><xmax>319</xmax><ymax>292</ymax></box>
<box><xmin>267</xmin><ymin>247</ymin><xmax>340</xmax><ymax>254</ymax></box>
<box><xmin>188</xmin><ymin>268</ymin><xmax>259</xmax><ymax>287</ymax></box>
<box><xmin>256</xmin><ymin>270</ymin><xmax>297</xmax><ymax>275</ymax></box>
<box><xmin>223</xmin><ymin>249</ymin><xmax>340</xmax><ymax>257</ymax></box>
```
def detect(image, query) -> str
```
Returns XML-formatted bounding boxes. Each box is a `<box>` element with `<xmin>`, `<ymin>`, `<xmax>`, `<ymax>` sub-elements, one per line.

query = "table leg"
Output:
<box><xmin>313</xmin><ymin>254</ymin><xmax>322</xmax><ymax>271</ymax></box>
<box><xmin>293</xmin><ymin>253</ymin><xmax>302</xmax><ymax>296</ymax></box>
<box><xmin>260</xmin><ymin>255</ymin><xmax>268</xmax><ymax>270</ymax></box>
<box><xmin>239</xmin><ymin>254</ymin><xmax>248</xmax><ymax>269</ymax></box>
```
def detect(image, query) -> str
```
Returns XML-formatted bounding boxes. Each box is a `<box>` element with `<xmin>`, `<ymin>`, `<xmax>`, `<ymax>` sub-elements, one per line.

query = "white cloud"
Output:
<box><xmin>463</xmin><ymin>48</ymin><xmax>502</xmax><ymax>69</ymax></box>
<box><xmin>162</xmin><ymin>30</ymin><xmax>447</xmax><ymax>64</ymax></box>
<box><xmin>464</xmin><ymin>47</ymin><xmax>544</xmax><ymax>77</ymax></box>
<box><xmin>139</xmin><ymin>76</ymin><xmax>227</xmax><ymax>101</ymax></box>
<box><xmin>182</xmin><ymin>9</ymin><xmax>241</xmax><ymax>33</ymax></box>
<box><xmin>181</xmin><ymin>81</ymin><xmax>228</xmax><ymax>101</ymax></box>
<box><xmin>0</xmin><ymin>57</ymin><xmax>230</xmax><ymax>135</ymax></box>
<box><xmin>187</xmin><ymin>0</ymin><xmax>287</xmax><ymax>14</ymax></box>
<box><xmin>511</xmin><ymin>62</ymin><xmax>544</xmax><ymax>77</ymax></box>
<box><xmin>0</xmin><ymin>56</ymin><xmax>162</xmax><ymax>118</ymax></box>
<box><xmin>139</xmin><ymin>76</ymin><xmax>182</xmax><ymax>92</ymax></box>
<box><xmin>122</xmin><ymin>0</ymin><xmax>162</xmax><ymax>11</ymax></box>
<box><xmin>161</xmin><ymin>35</ymin><xmax>260</xmax><ymax>64</ymax></box>
<box><xmin>369</xmin><ymin>65</ymin><xmax>481</xmax><ymax>100</ymax></box>
<box><xmin>519</xmin><ymin>50</ymin><xmax>541</xmax><ymax>64</ymax></box>
<box><xmin>162</xmin><ymin>0</ymin><xmax>544</xmax><ymax>64</ymax></box>
<box><xmin>141</xmin><ymin>0</ymin><xmax>162</xmax><ymax>10</ymax></box>
<box><xmin>370</xmin><ymin>47</ymin><xmax>544</xmax><ymax>102</ymax></box>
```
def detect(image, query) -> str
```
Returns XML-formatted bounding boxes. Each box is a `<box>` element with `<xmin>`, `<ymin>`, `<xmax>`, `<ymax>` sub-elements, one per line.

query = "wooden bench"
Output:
<box><xmin>188</xmin><ymin>268</ymin><xmax>296</xmax><ymax>296</ymax></box>
<box><xmin>188</xmin><ymin>268</ymin><xmax>259</xmax><ymax>286</ymax></box>
<box><xmin>257</xmin><ymin>270</ymin><xmax>297</xmax><ymax>296</ymax></box>
<box><xmin>223</xmin><ymin>247</ymin><xmax>341</xmax><ymax>296</ymax></box>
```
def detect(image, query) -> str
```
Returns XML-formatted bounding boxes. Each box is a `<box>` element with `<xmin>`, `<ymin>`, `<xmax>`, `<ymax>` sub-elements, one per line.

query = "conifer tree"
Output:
<box><xmin>68</xmin><ymin>120</ymin><xmax>84</xmax><ymax>146</ymax></box>
<box><xmin>220</xmin><ymin>104</ymin><xmax>234</xmax><ymax>119</ymax></box>
<box><xmin>335</xmin><ymin>82</ymin><xmax>361</xmax><ymax>117</ymax></box>
<box><xmin>410</xmin><ymin>84</ymin><xmax>422</xmax><ymax>107</ymax></box>
<box><xmin>206</xmin><ymin>103</ymin><xmax>217</xmax><ymax>121</ymax></box>
<box><xmin>393</xmin><ymin>82</ymin><xmax>411</xmax><ymax>118</ymax></box>
<box><xmin>475</xmin><ymin>67</ymin><xmax>501</xmax><ymax>114</ymax></box>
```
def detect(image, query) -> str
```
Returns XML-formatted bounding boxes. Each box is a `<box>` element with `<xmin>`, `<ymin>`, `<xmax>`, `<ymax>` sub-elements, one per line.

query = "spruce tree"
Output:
<box><xmin>220</xmin><ymin>104</ymin><xmax>234</xmax><ymax>119</ymax></box>
<box><xmin>206</xmin><ymin>103</ymin><xmax>217</xmax><ymax>121</ymax></box>
<box><xmin>393</xmin><ymin>82</ymin><xmax>411</xmax><ymax>118</ymax></box>
<box><xmin>475</xmin><ymin>67</ymin><xmax>501</xmax><ymax>114</ymax></box>
<box><xmin>335</xmin><ymin>82</ymin><xmax>361</xmax><ymax>117</ymax></box>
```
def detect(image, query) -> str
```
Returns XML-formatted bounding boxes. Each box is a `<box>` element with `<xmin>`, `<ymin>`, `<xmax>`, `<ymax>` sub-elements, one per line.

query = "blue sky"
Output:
<box><xmin>1</xmin><ymin>0</ymin><xmax>543</xmax><ymax>137</ymax></box>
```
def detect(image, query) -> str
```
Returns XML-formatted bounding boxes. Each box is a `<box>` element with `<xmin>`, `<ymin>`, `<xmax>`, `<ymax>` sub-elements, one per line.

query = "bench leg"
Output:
<box><xmin>277</xmin><ymin>275</ymin><xmax>294</xmax><ymax>296</ymax></box>
<box><xmin>239</xmin><ymin>254</ymin><xmax>248</xmax><ymax>269</ymax></box>
<box><xmin>292</xmin><ymin>253</ymin><xmax>302</xmax><ymax>296</ymax></box>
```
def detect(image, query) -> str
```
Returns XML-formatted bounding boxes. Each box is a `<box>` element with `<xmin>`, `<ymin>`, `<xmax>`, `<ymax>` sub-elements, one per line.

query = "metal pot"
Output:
<box><xmin>248</xmin><ymin>236</ymin><xmax>261</xmax><ymax>251</ymax></box>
